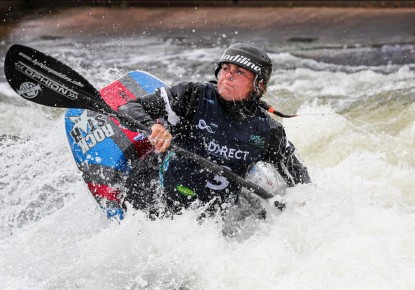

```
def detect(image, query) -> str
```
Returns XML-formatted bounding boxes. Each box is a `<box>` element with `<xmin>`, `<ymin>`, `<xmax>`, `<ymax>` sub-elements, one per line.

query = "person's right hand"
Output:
<box><xmin>149</xmin><ymin>123</ymin><xmax>172</xmax><ymax>153</ymax></box>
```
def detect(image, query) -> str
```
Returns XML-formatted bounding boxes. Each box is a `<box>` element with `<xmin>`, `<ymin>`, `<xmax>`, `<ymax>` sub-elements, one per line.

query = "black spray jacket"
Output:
<box><xmin>119</xmin><ymin>82</ymin><xmax>311</xmax><ymax>209</ymax></box>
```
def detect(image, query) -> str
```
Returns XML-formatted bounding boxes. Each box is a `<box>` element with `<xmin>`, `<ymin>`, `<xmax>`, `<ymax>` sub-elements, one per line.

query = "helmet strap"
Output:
<box><xmin>252</xmin><ymin>76</ymin><xmax>266</xmax><ymax>99</ymax></box>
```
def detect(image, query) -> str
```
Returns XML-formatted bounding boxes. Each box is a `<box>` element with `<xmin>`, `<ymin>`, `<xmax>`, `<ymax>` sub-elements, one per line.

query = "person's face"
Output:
<box><xmin>217</xmin><ymin>63</ymin><xmax>256</xmax><ymax>101</ymax></box>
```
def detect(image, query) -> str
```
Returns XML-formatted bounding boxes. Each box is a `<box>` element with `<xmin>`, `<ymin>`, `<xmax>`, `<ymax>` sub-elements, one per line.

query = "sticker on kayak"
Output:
<box><xmin>68</xmin><ymin>110</ymin><xmax>115</xmax><ymax>154</ymax></box>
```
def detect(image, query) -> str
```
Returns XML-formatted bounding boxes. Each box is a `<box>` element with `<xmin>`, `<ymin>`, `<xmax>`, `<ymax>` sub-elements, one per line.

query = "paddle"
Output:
<box><xmin>4</xmin><ymin>44</ymin><xmax>282</xmax><ymax>205</ymax></box>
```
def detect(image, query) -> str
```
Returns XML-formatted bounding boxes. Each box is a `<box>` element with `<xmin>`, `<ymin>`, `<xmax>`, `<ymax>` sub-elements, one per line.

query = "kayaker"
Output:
<box><xmin>119</xmin><ymin>43</ymin><xmax>311</xmax><ymax>215</ymax></box>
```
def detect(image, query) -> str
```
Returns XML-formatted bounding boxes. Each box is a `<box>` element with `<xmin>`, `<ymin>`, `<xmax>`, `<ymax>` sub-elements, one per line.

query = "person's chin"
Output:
<box><xmin>219</xmin><ymin>93</ymin><xmax>234</xmax><ymax>101</ymax></box>
<box><xmin>218</xmin><ymin>88</ymin><xmax>230</xmax><ymax>98</ymax></box>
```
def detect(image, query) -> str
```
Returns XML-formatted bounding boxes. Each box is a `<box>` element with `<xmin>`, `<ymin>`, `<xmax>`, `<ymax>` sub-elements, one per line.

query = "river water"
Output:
<box><xmin>1</xmin><ymin>12</ymin><xmax>415</xmax><ymax>290</ymax></box>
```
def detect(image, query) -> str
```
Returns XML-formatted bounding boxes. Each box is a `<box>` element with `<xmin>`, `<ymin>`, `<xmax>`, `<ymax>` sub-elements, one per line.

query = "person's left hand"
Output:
<box><xmin>149</xmin><ymin>123</ymin><xmax>172</xmax><ymax>153</ymax></box>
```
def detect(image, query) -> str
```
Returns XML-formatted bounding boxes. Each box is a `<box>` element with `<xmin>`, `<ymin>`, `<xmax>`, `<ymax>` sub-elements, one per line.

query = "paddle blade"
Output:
<box><xmin>4</xmin><ymin>44</ymin><xmax>104</xmax><ymax>111</ymax></box>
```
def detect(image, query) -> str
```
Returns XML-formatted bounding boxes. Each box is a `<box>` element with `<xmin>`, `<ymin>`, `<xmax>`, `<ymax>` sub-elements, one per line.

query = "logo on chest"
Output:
<box><xmin>207</xmin><ymin>140</ymin><xmax>249</xmax><ymax>160</ymax></box>
<box><xmin>249</xmin><ymin>134</ymin><xmax>266</xmax><ymax>148</ymax></box>
<box><xmin>197</xmin><ymin>119</ymin><xmax>217</xmax><ymax>134</ymax></box>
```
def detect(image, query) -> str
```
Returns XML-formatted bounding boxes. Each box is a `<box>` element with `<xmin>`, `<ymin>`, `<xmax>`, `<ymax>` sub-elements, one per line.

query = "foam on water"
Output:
<box><xmin>1</xmin><ymin>39</ymin><xmax>415</xmax><ymax>289</ymax></box>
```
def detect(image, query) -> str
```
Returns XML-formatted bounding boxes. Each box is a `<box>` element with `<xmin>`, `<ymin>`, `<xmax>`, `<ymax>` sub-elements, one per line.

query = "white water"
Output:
<box><xmin>1</xmin><ymin>29</ymin><xmax>415</xmax><ymax>289</ymax></box>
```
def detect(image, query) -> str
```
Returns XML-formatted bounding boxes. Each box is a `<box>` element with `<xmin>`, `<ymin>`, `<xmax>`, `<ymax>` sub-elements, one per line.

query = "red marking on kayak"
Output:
<box><xmin>99</xmin><ymin>81</ymin><xmax>137</xmax><ymax>111</ymax></box>
<box><xmin>110</xmin><ymin>117</ymin><xmax>153</xmax><ymax>157</ymax></box>
<box><xmin>99</xmin><ymin>81</ymin><xmax>153</xmax><ymax>157</ymax></box>
<box><xmin>88</xmin><ymin>183</ymin><xmax>121</xmax><ymax>202</ymax></box>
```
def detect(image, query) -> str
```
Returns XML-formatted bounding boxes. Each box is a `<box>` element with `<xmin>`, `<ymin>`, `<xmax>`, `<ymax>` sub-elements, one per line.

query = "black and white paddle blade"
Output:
<box><xmin>4</xmin><ymin>44</ymin><xmax>107</xmax><ymax>112</ymax></box>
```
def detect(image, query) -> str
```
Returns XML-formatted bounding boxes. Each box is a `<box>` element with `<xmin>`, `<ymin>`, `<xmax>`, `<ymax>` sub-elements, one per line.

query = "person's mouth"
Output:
<box><xmin>221</xmin><ymin>82</ymin><xmax>234</xmax><ymax>89</ymax></box>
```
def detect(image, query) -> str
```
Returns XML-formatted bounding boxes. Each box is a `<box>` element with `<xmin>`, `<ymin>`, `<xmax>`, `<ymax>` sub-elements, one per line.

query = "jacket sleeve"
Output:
<box><xmin>118</xmin><ymin>82</ymin><xmax>201</xmax><ymax>131</ymax></box>
<box><xmin>263</xmin><ymin>125</ymin><xmax>311</xmax><ymax>187</ymax></box>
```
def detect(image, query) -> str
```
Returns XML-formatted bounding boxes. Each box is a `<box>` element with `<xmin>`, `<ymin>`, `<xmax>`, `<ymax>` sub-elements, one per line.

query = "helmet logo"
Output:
<box><xmin>221</xmin><ymin>54</ymin><xmax>261</xmax><ymax>73</ymax></box>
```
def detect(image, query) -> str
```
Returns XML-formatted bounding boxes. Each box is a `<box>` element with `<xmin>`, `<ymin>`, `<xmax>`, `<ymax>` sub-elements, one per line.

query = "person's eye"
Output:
<box><xmin>222</xmin><ymin>66</ymin><xmax>230</xmax><ymax>72</ymax></box>
<box><xmin>237</xmin><ymin>69</ymin><xmax>246</xmax><ymax>76</ymax></box>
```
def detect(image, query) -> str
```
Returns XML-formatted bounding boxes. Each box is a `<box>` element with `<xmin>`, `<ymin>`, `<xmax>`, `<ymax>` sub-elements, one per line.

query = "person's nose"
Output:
<box><xmin>224</xmin><ymin>70</ymin><xmax>234</xmax><ymax>81</ymax></box>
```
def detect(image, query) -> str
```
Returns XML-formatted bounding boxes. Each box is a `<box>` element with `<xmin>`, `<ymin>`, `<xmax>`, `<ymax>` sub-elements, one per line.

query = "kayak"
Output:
<box><xmin>64</xmin><ymin>71</ymin><xmax>166</xmax><ymax>219</ymax></box>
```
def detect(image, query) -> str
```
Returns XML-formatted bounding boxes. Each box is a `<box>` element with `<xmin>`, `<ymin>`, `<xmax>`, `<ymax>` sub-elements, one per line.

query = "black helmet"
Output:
<box><xmin>215</xmin><ymin>43</ymin><xmax>272</xmax><ymax>85</ymax></box>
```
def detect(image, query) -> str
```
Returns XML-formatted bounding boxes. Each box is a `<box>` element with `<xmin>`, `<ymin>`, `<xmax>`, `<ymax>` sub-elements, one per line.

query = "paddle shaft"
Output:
<box><xmin>106</xmin><ymin>109</ymin><xmax>275</xmax><ymax>200</ymax></box>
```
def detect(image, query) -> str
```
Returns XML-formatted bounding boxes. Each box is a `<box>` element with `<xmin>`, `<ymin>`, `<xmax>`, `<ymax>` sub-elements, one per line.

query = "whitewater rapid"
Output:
<box><xmin>1</xmin><ymin>29</ymin><xmax>415</xmax><ymax>289</ymax></box>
